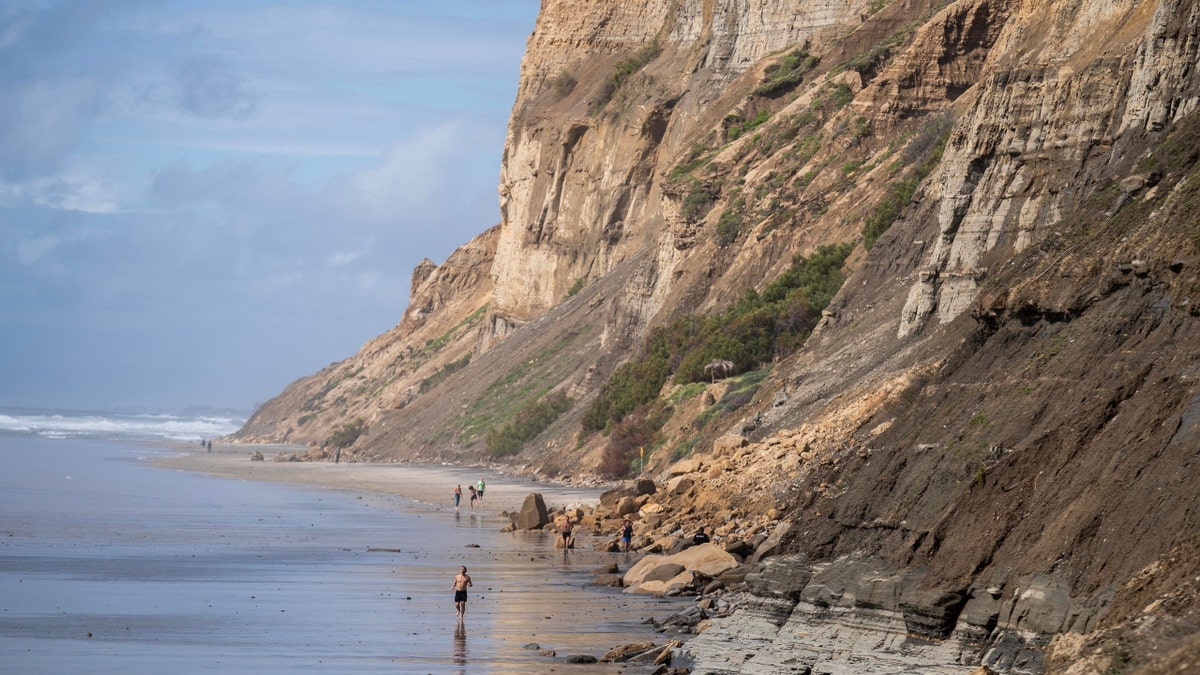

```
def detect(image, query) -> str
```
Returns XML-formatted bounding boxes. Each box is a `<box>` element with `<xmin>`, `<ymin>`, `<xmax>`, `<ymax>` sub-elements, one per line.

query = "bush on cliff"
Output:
<box><xmin>753</xmin><ymin>49</ymin><xmax>819</xmax><ymax>98</ymax></box>
<box><xmin>862</xmin><ymin>114</ymin><xmax>952</xmax><ymax>249</ymax></box>
<box><xmin>486</xmin><ymin>392</ymin><xmax>573</xmax><ymax>458</ymax></box>
<box><xmin>326</xmin><ymin>417</ymin><xmax>366</xmax><ymax>448</ymax></box>
<box><xmin>582</xmin><ymin>242</ymin><xmax>854</xmax><ymax>433</ymax></box>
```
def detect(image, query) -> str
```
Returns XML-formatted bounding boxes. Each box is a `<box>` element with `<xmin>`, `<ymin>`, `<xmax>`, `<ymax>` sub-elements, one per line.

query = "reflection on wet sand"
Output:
<box><xmin>453</xmin><ymin>620</ymin><xmax>467</xmax><ymax>670</ymax></box>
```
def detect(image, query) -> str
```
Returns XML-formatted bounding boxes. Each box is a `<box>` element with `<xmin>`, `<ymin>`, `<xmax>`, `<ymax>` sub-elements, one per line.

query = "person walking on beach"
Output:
<box><xmin>476</xmin><ymin>478</ymin><xmax>485</xmax><ymax>502</ymax></box>
<box><xmin>452</xmin><ymin>566</ymin><xmax>473</xmax><ymax>619</ymax></box>
<box><xmin>468</xmin><ymin>485</ymin><xmax>478</xmax><ymax>509</ymax></box>
<box><xmin>559</xmin><ymin>514</ymin><xmax>574</xmax><ymax>550</ymax></box>
<box><xmin>621</xmin><ymin>518</ymin><xmax>633</xmax><ymax>553</ymax></box>
<box><xmin>454</xmin><ymin>485</ymin><xmax>462</xmax><ymax>511</ymax></box>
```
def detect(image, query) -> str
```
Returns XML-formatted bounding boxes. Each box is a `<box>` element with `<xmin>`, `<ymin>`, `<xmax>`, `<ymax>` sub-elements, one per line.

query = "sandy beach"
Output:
<box><xmin>2</xmin><ymin>436</ymin><xmax>689</xmax><ymax>674</ymax></box>
<box><xmin>152</xmin><ymin>442</ymin><xmax>611</xmax><ymax>515</ymax></box>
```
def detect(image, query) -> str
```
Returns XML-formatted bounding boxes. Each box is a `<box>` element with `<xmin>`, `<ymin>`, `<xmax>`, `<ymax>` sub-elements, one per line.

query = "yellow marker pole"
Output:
<box><xmin>640</xmin><ymin>446</ymin><xmax>645</xmax><ymax>473</ymax></box>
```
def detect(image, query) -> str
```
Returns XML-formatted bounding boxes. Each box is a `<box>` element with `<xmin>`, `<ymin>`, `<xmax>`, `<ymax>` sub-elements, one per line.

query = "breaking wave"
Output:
<box><xmin>0</xmin><ymin>407</ymin><xmax>245</xmax><ymax>442</ymax></box>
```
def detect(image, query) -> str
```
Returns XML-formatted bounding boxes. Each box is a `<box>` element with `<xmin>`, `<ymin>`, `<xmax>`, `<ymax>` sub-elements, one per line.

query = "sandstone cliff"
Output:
<box><xmin>236</xmin><ymin>0</ymin><xmax>1200</xmax><ymax>670</ymax></box>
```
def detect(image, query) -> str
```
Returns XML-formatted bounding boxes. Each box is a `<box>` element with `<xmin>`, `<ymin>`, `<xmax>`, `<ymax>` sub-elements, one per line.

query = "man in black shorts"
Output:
<box><xmin>452</xmin><ymin>565</ymin><xmax>472</xmax><ymax>619</ymax></box>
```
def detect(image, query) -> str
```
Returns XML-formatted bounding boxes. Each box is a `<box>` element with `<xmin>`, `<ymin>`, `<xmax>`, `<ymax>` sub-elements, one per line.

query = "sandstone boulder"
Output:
<box><xmin>623</xmin><ymin>554</ymin><xmax>668</xmax><ymax>587</ymax></box>
<box><xmin>631</xmin><ymin>570</ymin><xmax>694</xmax><ymax>596</ymax></box>
<box><xmin>515</xmin><ymin>493</ymin><xmax>550</xmax><ymax>530</ymax></box>
<box><xmin>712</xmin><ymin>433</ymin><xmax>748</xmax><ymax>457</ymax></box>
<box><xmin>666</xmin><ymin>458</ymin><xmax>703</xmax><ymax>476</ymax></box>
<box><xmin>600</xmin><ymin>478</ymin><xmax>658</xmax><ymax>509</ymax></box>
<box><xmin>623</xmin><ymin>543</ymin><xmax>741</xmax><ymax>593</ymax></box>
<box><xmin>666</xmin><ymin>474</ymin><xmax>694</xmax><ymax>495</ymax></box>
<box><xmin>616</xmin><ymin>495</ymin><xmax>640</xmax><ymax>516</ymax></box>
<box><xmin>669</xmin><ymin>543</ymin><xmax>740</xmax><ymax>577</ymax></box>
<box><xmin>643</xmin><ymin>562</ymin><xmax>687</xmax><ymax>583</ymax></box>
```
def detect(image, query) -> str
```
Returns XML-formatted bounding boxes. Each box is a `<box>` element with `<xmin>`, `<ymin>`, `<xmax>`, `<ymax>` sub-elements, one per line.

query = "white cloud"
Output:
<box><xmin>329</xmin><ymin>249</ymin><xmax>364</xmax><ymax>266</ymax></box>
<box><xmin>0</xmin><ymin>1</ymin><xmax>538</xmax><ymax>410</ymax></box>
<box><xmin>0</xmin><ymin>78</ymin><xmax>104</xmax><ymax>179</ymax></box>
<box><xmin>333</xmin><ymin>121</ymin><xmax>472</xmax><ymax>223</ymax></box>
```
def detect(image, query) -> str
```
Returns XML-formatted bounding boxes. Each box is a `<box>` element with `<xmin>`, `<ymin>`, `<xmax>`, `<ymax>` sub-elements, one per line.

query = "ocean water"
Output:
<box><xmin>0</xmin><ymin>413</ymin><xmax>687</xmax><ymax>674</ymax></box>
<box><xmin>0</xmin><ymin>406</ymin><xmax>245</xmax><ymax>442</ymax></box>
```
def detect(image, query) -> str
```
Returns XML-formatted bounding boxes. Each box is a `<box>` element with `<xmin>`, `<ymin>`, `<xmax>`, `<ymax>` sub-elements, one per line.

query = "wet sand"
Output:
<box><xmin>1</xmin><ymin>438</ymin><xmax>689</xmax><ymax>674</ymax></box>
<box><xmin>152</xmin><ymin>442</ymin><xmax>611</xmax><ymax>514</ymax></box>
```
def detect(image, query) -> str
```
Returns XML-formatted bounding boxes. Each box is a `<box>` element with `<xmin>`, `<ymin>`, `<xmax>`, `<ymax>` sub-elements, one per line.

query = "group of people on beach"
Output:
<box><xmin>447</xmin><ymin>492</ymin><xmax>714</xmax><ymax>624</ymax></box>
<box><xmin>452</xmin><ymin>479</ymin><xmax>486</xmax><ymax>511</ymax></box>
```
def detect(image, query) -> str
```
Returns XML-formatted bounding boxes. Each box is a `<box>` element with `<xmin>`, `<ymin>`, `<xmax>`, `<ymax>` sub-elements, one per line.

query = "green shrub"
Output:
<box><xmin>670</xmin><ymin>145</ymin><xmax>715</xmax><ymax>180</ymax></box>
<box><xmin>550</xmin><ymin>70</ymin><xmax>577</xmax><ymax>99</ymax></box>
<box><xmin>681</xmin><ymin>181</ymin><xmax>719</xmax><ymax>223</ymax></box>
<box><xmin>589</xmin><ymin>41</ymin><xmax>661</xmax><ymax>114</ymax></box>
<box><xmin>581</xmin><ymin>329</ymin><xmax>675</xmax><ymax>433</ymax></box>
<box><xmin>485</xmin><ymin>392</ymin><xmax>573</xmax><ymax>458</ymax></box>
<box><xmin>598</xmin><ymin>404</ymin><xmax>670</xmax><ymax>478</ymax></box>
<box><xmin>831</xmin><ymin>83</ymin><xmax>854</xmax><ymax>109</ymax></box>
<box><xmin>419</xmin><ymin>354</ymin><xmax>472</xmax><ymax>393</ymax></box>
<box><xmin>727</xmin><ymin>110</ymin><xmax>772</xmax><ymax>141</ymax></box>
<box><xmin>753</xmin><ymin>49</ymin><xmax>819</xmax><ymax>97</ymax></box>
<box><xmin>581</xmin><ymin>244</ymin><xmax>853</xmax><ymax>434</ymax></box>
<box><xmin>327</xmin><ymin>418</ymin><xmax>366</xmax><ymax>448</ymax></box>
<box><xmin>862</xmin><ymin>114</ymin><xmax>952</xmax><ymax>248</ymax></box>
<box><xmin>716</xmin><ymin>197</ymin><xmax>748</xmax><ymax>245</ymax></box>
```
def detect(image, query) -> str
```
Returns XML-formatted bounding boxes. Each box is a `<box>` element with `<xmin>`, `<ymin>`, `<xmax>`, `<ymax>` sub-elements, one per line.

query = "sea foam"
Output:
<box><xmin>0</xmin><ymin>407</ymin><xmax>245</xmax><ymax>442</ymax></box>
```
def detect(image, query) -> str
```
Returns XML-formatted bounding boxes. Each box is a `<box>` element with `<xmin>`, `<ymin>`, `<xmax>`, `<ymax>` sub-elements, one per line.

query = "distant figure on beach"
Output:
<box><xmin>205</xmin><ymin>440</ymin><xmax>212</xmax><ymax>453</ymax></box>
<box><xmin>692</xmin><ymin>526</ymin><xmax>710</xmax><ymax>546</ymax></box>
<box><xmin>454</xmin><ymin>485</ymin><xmax>462</xmax><ymax>511</ymax></box>
<box><xmin>476</xmin><ymin>479</ymin><xmax>485</xmax><ymax>502</ymax></box>
<box><xmin>621</xmin><ymin>518</ymin><xmax>633</xmax><ymax>553</ymax></box>
<box><xmin>452</xmin><ymin>565</ymin><xmax>473</xmax><ymax>619</ymax></box>
<box><xmin>468</xmin><ymin>485</ymin><xmax>478</xmax><ymax>509</ymax></box>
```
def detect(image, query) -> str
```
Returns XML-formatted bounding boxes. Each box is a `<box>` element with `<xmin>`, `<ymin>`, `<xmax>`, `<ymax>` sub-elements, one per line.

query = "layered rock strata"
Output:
<box><xmin>238</xmin><ymin>0</ymin><xmax>1200</xmax><ymax>670</ymax></box>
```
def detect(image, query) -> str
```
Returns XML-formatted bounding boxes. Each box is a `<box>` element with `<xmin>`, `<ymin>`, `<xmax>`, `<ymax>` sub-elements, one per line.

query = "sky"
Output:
<box><xmin>0</xmin><ymin>1</ymin><xmax>539</xmax><ymax>413</ymax></box>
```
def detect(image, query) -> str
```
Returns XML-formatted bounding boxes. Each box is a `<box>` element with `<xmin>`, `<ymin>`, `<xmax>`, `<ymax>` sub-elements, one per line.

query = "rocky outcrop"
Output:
<box><xmin>234</xmin><ymin>226</ymin><xmax>499</xmax><ymax>448</ymax></box>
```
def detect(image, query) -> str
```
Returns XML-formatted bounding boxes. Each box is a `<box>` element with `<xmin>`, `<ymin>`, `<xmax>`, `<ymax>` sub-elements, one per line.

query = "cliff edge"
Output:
<box><xmin>236</xmin><ymin>0</ymin><xmax>1200</xmax><ymax>670</ymax></box>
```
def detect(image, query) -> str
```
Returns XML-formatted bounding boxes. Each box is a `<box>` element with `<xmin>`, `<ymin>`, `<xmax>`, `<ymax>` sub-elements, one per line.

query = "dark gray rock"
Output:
<box><xmin>744</xmin><ymin>554</ymin><xmax>811</xmax><ymax>600</ymax></box>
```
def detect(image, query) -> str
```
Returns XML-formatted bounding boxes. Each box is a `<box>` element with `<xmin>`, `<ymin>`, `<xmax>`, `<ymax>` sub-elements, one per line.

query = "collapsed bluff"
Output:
<box><xmin>237</xmin><ymin>0</ymin><xmax>1200</xmax><ymax>672</ymax></box>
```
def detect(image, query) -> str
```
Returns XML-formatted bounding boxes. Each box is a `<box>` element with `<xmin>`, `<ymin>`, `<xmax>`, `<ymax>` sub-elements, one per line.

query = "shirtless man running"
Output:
<box><xmin>451</xmin><ymin>566</ymin><xmax>473</xmax><ymax>619</ymax></box>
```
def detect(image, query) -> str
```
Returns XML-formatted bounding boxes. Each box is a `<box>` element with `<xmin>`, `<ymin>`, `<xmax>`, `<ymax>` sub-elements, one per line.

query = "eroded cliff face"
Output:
<box><xmin>237</xmin><ymin>0</ymin><xmax>1200</xmax><ymax>670</ymax></box>
<box><xmin>492</xmin><ymin>0</ymin><xmax>875</xmax><ymax>329</ymax></box>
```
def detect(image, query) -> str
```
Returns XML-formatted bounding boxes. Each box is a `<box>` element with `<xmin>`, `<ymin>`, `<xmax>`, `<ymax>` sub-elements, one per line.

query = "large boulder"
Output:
<box><xmin>666</xmin><ymin>458</ymin><xmax>703</xmax><ymax>476</ymax></box>
<box><xmin>623</xmin><ymin>543</ymin><xmax>741</xmax><ymax>593</ymax></box>
<box><xmin>600</xmin><ymin>479</ymin><xmax>658</xmax><ymax>509</ymax></box>
<box><xmin>748</xmin><ymin>520</ymin><xmax>800</xmax><ymax>565</ymax></box>
<box><xmin>669</xmin><ymin>543</ymin><xmax>740</xmax><ymax>577</ymax></box>
<box><xmin>624</xmin><ymin>554</ymin><xmax>668</xmax><ymax>588</ymax></box>
<box><xmin>515</xmin><ymin>493</ymin><xmax>550</xmax><ymax>530</ymax></box>
<box><xmin>712</xmin><ymin>433</ymin><xmax>748</xmax><ymax>457</ymax></box>
<box><xmin>643</xmin><ymin>563</ymin><xmax>687</xmax><ymax>583</ymax></box>
<box><xmin>616</xmin><ymin>495</ymin><xmax>641</xmax><ymax>516</ymax></box>
<box><xmin>666</xmin><ymin>474</ymin><xmax>694</xmax><ymax>495</ymax></box>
